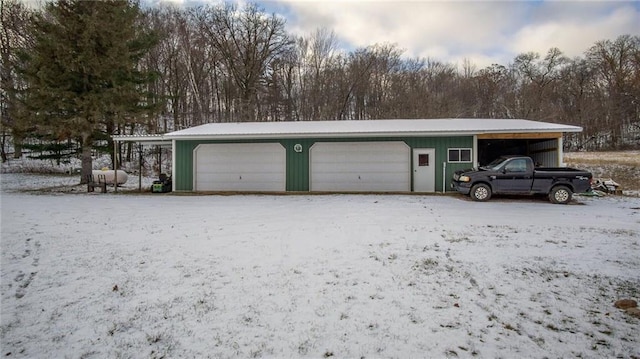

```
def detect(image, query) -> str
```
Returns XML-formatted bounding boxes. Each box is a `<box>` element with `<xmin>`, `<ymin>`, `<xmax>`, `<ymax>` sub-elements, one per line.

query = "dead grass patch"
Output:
<box><xmin>564</xmin><ymin>151</ymin><xmax>640</xmax><ymax>192</ymax></box>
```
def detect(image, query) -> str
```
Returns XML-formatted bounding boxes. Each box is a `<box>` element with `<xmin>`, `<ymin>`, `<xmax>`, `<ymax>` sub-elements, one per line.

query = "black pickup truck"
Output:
<box><xmin>451</xmin><ymin>156</ymin><xmax>592</xmax><ymax>204</ymax></box>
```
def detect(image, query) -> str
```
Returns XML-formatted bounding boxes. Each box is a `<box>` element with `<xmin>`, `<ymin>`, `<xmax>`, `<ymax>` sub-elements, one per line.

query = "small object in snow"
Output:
<box><xmin>581</xmin><ymin>190</ymin><xmax>606</xmax><ymax>197</ymax></box>
<box><xmin>454</xmin><ymin>303</ymin><xmax>460</xmax><ymax>308</ymax></box>
<box><xmin>625</xmin><ymin>307</ymin><xmax>640</xmax><ymax>319</ymax></box>
<box><xmin>592</xmin><ymin>178</ymin><xmax>621</xmax><ymax>194</ymax></box>
<box><xmin>151</xmin><ymin>173</ymin><xmax>172</xmax><ymax>193</ymax></box>
<box><xmin>112</xmin><ymin>285</ymin><xmax>119</xmax><ymax>292</ymax></box>
<box><xmin>614</xmin><ymin>299</ymin><xmax>637</xmax><ymax>309</ymax></box>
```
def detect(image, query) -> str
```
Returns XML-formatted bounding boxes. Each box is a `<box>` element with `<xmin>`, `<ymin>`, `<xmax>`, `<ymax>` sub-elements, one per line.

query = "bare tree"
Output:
<box><xmin>293</xmin><ymin>28</ymin><xmax>340</xmax><ymax>121</ymax></box>
<box><xmin>586</xmin><ymin>35</ymin><xmax>640</xmax><ymax>148</ymax></box>
<box><xmin>129</xmin><ymin>5</ymin><xmax>637</xmax><ymax>152</ymax></box>
<box><xmin>513</xmin><ymin>48</ymin><xmax>568</xmax><ymax>120</ymax></box>
<box><xmin>196</xmin><ymin>3</ymin><xmax>293</xmax><ymax>122</ymax></box>
<box><xmin>556</xmin><ymin>58</ymin><xmax>600</xmax><ymax>149</ymax></box>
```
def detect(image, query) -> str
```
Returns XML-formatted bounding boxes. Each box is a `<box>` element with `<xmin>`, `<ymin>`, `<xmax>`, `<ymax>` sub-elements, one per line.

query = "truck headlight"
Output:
<box><xmin>458</xmin><ymin>175</ymin><xmax>471</xmax><ymax>182</ymax></box>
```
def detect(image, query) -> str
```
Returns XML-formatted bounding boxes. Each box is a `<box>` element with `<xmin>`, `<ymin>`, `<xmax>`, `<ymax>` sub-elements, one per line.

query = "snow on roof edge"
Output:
<box><xmin>162</xmin><ymin>118</ymin><xmax>582</xmax><ymax>140</ymax></box>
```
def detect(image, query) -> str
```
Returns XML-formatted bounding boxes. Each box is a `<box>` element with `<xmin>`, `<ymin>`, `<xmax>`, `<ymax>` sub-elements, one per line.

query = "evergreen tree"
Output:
<box><xmin>22</xmin><ymin>134</ymin><xmax>78</xmax><ymax>165</ymax></box>
<box><xmin>18</xmin><ymin>0</ymin><xmax>158</xmax><ymax>182</ymax></box>
<box><xmin>1</xmin><ymin>0</ymin><xmax>34</xmax><ymax>162</ymax></box>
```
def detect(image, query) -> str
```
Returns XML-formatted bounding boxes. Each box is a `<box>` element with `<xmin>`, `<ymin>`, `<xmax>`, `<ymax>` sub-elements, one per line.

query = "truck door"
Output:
<box><xmin>492</xmin><ymin>158</ymin><xmax>534</xmax><ymax>193</ymax></box>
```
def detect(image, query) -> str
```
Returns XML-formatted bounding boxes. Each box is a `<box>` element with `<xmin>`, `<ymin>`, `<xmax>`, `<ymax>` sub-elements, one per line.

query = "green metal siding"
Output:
<box><xmin>402</xmin><ymin>137</ymin><xmax>473</xmax><ymax>192</ymax></box>
<box><xmin>281</xmin><ymin>139</ymin><xmax>313</xmax><ymax>191</ymax></box>
<box><xmin>174</xmin><ymin>140</ymin><xmax>196</xmax><ymax>191</ymax></box>
<box><xmin>174</xmin><ymin>136</ymin><xmax>473</xmax><ymax>192</ymax></box>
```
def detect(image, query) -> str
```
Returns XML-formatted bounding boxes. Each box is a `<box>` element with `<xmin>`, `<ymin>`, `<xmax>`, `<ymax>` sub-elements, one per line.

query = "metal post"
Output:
<box><xmin>138</xmin><ymin>143</ymin><xmax>142</xmax><ymax>191</ymax></box>
<box><xmin>442</xmin><ymin>161</ymin><xmax>447</xmax><ymax>193</ymax></box>
<box><xmin>114</xmin><ymin>140</ymin><xmax>118</xmax><ymax>193</ymax></box>
<box><xmin>157</xmin><ymin>145</ymin><xmax>161</xmax><ymax>178</ymax></box>
<box><xmin>171</xmin><ymin>139</ymin><xmax>175</xmax><ymax>193</ymax></box>
<box><xmin>558</xmin><ymin>136</ymin><xmax>564</xmax><ymax>167</ymax></box>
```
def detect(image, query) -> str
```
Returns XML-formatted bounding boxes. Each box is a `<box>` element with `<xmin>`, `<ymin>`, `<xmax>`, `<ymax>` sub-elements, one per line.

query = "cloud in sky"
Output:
<box><xmin>264</xmin><ymin>0</ymin><xmax>640</xmax><ymax>68</ymax></box>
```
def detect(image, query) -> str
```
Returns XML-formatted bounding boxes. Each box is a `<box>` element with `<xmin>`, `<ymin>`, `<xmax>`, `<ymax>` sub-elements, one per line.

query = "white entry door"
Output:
<box><xmin>413</xmin><ymin>148</ymin><xmax>435</xmax><ymax>192</ymax></box>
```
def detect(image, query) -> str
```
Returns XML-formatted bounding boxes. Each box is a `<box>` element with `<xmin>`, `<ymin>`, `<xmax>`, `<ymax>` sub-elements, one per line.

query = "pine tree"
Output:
<box><xmin>1</xmin><ymin>0</ymin><xmax>34</xmax><ymax>162</ymax></box>
<box><xmin>18</xmin><ymin>0</ymin><xmax>158</xmax><ymax>182</ymax></box>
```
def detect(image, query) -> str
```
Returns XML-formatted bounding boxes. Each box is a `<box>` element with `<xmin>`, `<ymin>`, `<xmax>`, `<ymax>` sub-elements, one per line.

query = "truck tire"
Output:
<box><xmin>549</xmin><ymin>185</ymin><xmax>572</xmax><ymax>204</ymax></box>
<box><xmin>470</xmin><ymin>183</ymin><xmax>492</xmax><ymax>202</ymax></box>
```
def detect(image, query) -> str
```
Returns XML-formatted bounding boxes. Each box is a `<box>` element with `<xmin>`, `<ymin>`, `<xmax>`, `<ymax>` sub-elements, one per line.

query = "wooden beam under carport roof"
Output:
<box><xmin>477</xmin><ymin>132</ymin><xmax>562</xmax><ymax>140</ymax></box>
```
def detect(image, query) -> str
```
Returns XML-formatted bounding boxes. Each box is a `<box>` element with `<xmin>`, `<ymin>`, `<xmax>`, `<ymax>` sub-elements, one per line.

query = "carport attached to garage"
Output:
<box><xmin>477</xmin><ymin>132</ymin><xmax>563</xmax><ymax>167</ymax></box>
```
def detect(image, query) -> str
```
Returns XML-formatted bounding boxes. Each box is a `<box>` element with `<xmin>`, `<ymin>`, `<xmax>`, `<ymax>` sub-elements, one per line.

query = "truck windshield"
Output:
<box><xmin>481</xmin><ymin>157</ymin><xmax>509</xmax><ymax>171</ymax></box>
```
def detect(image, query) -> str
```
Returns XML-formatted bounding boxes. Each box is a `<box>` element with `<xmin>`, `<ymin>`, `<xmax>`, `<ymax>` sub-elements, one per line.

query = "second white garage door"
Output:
<box><xmin>194</xmin><ymin>143</ymin><xmax>286</xmax><ymax>191</ymax></box>
<box><xmin>310</xmin><ymin>141</ymin><xmax>410</xmax><ymax>192</ymax></box>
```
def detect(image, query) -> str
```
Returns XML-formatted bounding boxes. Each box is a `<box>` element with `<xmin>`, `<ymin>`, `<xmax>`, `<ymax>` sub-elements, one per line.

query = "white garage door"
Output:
<box><xmin>194</xmin><ymin>143</ymin><xmax>286</xmax><ymax>191</ymax></box>
<box><xmin>310</xmin><ymin>141</ymin><xmax>410</xmax><ymax>192</ymax></box>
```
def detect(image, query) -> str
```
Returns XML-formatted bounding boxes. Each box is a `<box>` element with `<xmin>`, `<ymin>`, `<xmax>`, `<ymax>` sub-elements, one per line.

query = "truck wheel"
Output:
<box><xmin>549</xmin><ymin>185</ymin><xmax>572</xmax><ymax>204</ymax></box>
<box><xmin>470</xmin><ymin>183</ymin><xmax>492</xmax><ymax>202</ymax></box>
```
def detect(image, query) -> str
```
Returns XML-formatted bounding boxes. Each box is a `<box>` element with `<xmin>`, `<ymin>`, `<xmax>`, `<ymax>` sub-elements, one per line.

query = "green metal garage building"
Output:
<box><xmin>114</xmin><ymin>118</ymin><xmax>582</xmax><ymax>193</ymax></box>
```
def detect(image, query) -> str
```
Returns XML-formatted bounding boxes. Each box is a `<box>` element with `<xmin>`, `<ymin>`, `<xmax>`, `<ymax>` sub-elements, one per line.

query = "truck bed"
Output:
<box><xmin>535</xmin><ymin>167</ymin><xmax>585</xmax><ymax>173</ymax></box>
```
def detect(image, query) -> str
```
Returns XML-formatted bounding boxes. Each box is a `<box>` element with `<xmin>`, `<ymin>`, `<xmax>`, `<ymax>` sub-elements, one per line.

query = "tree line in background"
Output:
<box><xmin>1</xmin><ymin>0</ymin><xmax>639</xmax><ymax>171</ymax></box>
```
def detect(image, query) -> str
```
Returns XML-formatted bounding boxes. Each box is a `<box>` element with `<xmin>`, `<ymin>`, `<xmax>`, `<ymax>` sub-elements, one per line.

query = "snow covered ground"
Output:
<box><xmin>1</xmin><ymin>173</ymin><xmax>639</xmax><ymax>358</ymax></box>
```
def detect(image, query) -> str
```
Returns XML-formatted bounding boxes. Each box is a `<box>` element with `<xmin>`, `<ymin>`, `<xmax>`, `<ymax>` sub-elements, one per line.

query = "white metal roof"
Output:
<box><xmin>161</xmin><ymin>118</ymin><xmax>582</xmax><ymax>140</ymax></box>
<box><xmin>112</xmin><ymin>134</ymin><xmax>172</xmax><ymax>146</ymax></box>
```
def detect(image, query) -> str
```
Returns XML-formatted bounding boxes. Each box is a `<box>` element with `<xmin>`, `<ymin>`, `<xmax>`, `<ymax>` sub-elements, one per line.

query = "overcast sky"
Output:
<box><xmin>164</xmin><ymin>0</ymin><xmax>640</xmax><ymax>69</ymax></box>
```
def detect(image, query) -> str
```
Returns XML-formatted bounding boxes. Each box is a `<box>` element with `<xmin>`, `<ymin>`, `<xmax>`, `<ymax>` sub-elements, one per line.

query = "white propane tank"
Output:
<box><xmin>92</xmin><ymin>169</ymin><xmax>128</xmax><ymax>185</ymax></box>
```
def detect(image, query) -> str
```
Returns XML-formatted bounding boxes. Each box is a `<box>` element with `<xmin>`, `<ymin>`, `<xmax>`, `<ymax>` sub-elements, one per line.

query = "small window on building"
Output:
<box><xmin>448</xmin><ymin>148</ymin><xmax>472</xmax><ymax>163</ymax></box>
<box><xmin>418</xmin><ymin>154</ymin><xmax>429</xmax><ymax>166</ymax></box>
